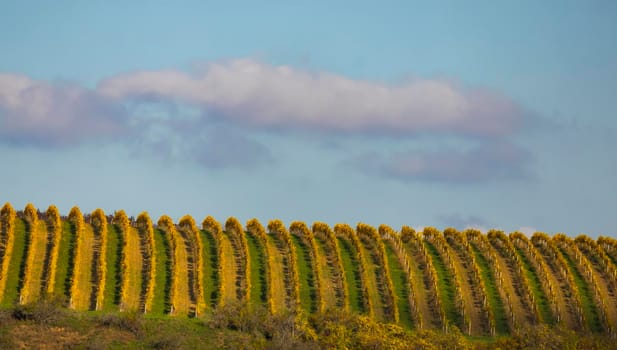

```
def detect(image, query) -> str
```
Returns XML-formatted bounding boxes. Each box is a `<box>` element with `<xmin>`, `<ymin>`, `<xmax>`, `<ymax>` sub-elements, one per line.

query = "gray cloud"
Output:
<box><xmin>190</xmin><ymin>128</ymin><xmax>274</xmax><ymax>169</ymax></box>
<box><xmin>1</xmin><ymin>60</ymin><xmax>537</xmax><ymax>175</ymax></box>
<box><xmin>98</xmin><ymin>59</ymin><xmax>530</xmax><ymax>137</ymax></box>
<box><xmin>349</xmin><ymin>141</ymin><xmax>533</xmax><ymax>183</ymax></box>
<box><xmin>0</xmin><ymin>74</ymin><xmax>126</xmax><ymax>147</ymax></box>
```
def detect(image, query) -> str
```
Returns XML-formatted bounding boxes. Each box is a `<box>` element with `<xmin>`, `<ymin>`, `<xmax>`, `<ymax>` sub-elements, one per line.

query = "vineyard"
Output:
<box><xmin>1</xmin><ymin>202</ymin><xmax>616</xmax><ymax>338</ymax></box>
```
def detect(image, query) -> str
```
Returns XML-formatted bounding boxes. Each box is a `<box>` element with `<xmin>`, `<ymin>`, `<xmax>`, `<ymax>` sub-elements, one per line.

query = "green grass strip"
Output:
<box><xmin>290</xmin><ymin>234</ymin><xmax>317</xmax><ymax>314</ymax></box>
<box><xmin>151</xmin><ymin>228</ymin><xmax>171</xmax><ymax>314</ymax></box>
<box><xmin>604</xmin><ymin>250</ymin><xmax>617</xmax><ymax>268</ymax></box>
<box><xmin>384</xmin><ymin>242</ymin><xmax>413</xmax><ymax>329</ymax></box>
<box><xmin>423</xmin><ymin>240</ymin><xmax>463</xmax><ymax>330</ymax></box>
<box><xmin>513</xmin><ymin>246</ymin><xmax>555</xmax><ymax>325</ymax></box>
<box><xmin>1</xmin><ymin>218</ymin><xmax>27</xmax><ymax>306</ymax></box>
<box><xmin>245</xmin><ymin>232</ymin><xmax>267</xmax><ymax>309</ymax></box>
<box><xmin>101</xmin><ymin>224</ymin><xmax>121</xmax><ymax>312</ymax></box>
<box><xmin>53</xmin><ymin>221</ymin><xmax>75</xmax><ymax>302</ymax></box>
<box><xmin>558</xmin><ymin>247</ymin><xmax>603</xmax><ymax>332</ymax></box>
<box><xmin>200</xmin><ymin>230</ymin><xmax>220</xmax><ymax>309</ymax></box>
<box><xmin>199</xmin><ymin>230</ymin><xmax>218</xmax><ymax>309</ymax></box>
<box><xmin>470</xmin><ymin>242</ymin><xmax>509</xmax><ymax>334</ymax></box>
<box><xmin>337</xmin><ymin>237</ymin><xmax>364</xmax><ymax>314</ymax></box>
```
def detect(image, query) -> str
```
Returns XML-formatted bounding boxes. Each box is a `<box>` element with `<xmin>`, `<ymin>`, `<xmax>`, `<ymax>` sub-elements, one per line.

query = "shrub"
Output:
<box><xmin>97</xmin><ymin>311</ymin><xmax>144</xmax><ymax>336</ymax></box>
<box><xmin>11</xmin><ymin>297</ymin><xmax>67</xmax><ymax>325</ymax></box>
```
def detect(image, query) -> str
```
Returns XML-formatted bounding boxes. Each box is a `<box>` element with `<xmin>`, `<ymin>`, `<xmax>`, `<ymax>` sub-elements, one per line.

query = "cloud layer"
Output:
<box><xmin>349</xmin><ymin>141</ymin><xmax>532</xmax><ymax>183</ymax></box>
<box><xmin>1</xmin><ymin>59</ymin><xmax>534</xmax><ymax>180</ymax></box>
<box><xmin>98</xmin><ymin>59</ymin><xmax>527</xmax><ymax>137</ymax></box>
<box><xmin>0</xmin><ymin>74</ymin><xmax>125</xmax><ymax>146</ymax></box>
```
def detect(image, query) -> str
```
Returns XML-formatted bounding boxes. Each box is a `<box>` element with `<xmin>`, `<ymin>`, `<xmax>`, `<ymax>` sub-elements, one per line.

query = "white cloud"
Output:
<box><xmin>0</xmin><ymin>59</ymin><xmax>536</xmax><ymax>175</ymax></box>
<box><xmin>98</xmin><ymin>59</ymin><xmax>527</xmax><ymax>137</ymax></box>
<box><xmin>0</xmin><ymin>73</ymin><xmax>126</xmax><ymax>146</ymax></box>
<box><xmin>349</xmin><ymin>140</ymin><xmax>533</xmax><ymax>183</ymax></box>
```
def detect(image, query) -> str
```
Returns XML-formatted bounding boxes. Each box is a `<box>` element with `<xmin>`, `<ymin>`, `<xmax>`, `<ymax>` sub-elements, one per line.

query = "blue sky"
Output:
<box><xmin>1</xmin><ymin>1</ymin><xmax>616</xmax><ymax>237</ymax></box>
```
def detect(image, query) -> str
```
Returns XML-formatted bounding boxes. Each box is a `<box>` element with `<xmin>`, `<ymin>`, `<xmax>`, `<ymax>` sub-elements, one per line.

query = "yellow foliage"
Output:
<box><xmin>91</xmin><ymin>209</ymin><xmax>107</xmax><ymax>311</ymax></box>
<box><xmin>113</xmin><ymin>210</ymin><xmax>131</xmax><ymax>311</ymax></box>
<box><xmin>44</xmin><ymin>205</ymin><xmax>62</xmax><ymax>295</ymax></box>
<box><xmin>290</xmin><ymin>221</ymin><xmax>324</xmax><ymax>313</ymax></box>
<box><xmin>158</xmin><ymin>215</ymin><xmax>184</xmax><ymax>315</ymax></box>
<box><xmin>380</xmin><ymin>224</ymin><xmax>422</xmax><ymax>327</ymax></box>
<box><xmin>312</xmin><ymin>221</ymin><xmax>347</xmax><ymax>310</ymax></box>
<box><xmin>532</xmin><ymin>232</ymin><xmax>586</xmax><ymax>330</ymax></box>
<box><xmin>19</xmin><ymin>203</ymin><xmax>40</xmax><ymax>304</ymax></box>
<box><xmin>225</xmin><ymin>217</ymin><xmax>251</xmax><ymax>303</ymax></box>
<box><xmin>202</xmin><ymin>216</ymin><xmax>224</xmax><ymax>306</ymax></box>
<box><xmin>246</xmin><ymin>218</ymin><xmax>273</xmax><ymax>313</ymax></box>
<box><xmin>0</xmin><ymin>202</ymin><xmax>16</xmax><ymax>303</ymax></box>
<box><xmin>334</xmin><ymin>223</ymin><xmax>372</xmax><ymax>316</ymax></box>
<box><xmin>178</xmin><ymin>214</ymin><xmax>206</xmax><ymax>315</ymax></box>
<box><xmin>404</xmin><ymin>225</ymin><xmax>446</xmax><ymax>328</ymax></box>
<box><xmin>358</xmin><ymin>222</ymin><xmax>398</xmax><ymax>323</ymax></box>
<box><xmin>510</xmin><ymin>231</ymin><xmax>559</xmax><ymax>325</ymax></box>
<box><xmin>268</xmin><ymin>219</ymin><xmax>300</xmax><ymax>311</ymax></box>
<box><xmin>68</xmin><ymin>206</ymin><xmax>85</xmax><ymax>309</ymax></box>
<box><xmin>136</xmin><ymin>212</ymin><xmax>156</xmax><ymax>314</ymax></box>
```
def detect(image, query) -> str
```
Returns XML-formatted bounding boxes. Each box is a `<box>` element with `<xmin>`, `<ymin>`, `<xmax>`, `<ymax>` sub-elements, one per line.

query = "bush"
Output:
<box><xmin>207</xmin><ymin>300</ymin><xmax>268</xmax><ymax>334</ymax></box>
<box><xmin>96</xmin><ymin>311</ymin><xmax>143</xmax><ymax>336</ymax></box>
<box><xmin>207</xmin><ymin>300</ymin><xmax>318</xmax><ymax>349</ymax></box>
<box><xmin>11</xmin><ymin>297</ymin><xmax>67</xmax><ymax>325</ymax></box>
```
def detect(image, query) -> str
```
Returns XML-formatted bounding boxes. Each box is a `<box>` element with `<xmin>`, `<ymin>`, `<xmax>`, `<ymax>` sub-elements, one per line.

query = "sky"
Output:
<box><xmin>1</xmin><ymin>1</ymin><xmax>616</xmax><ymax>237</ymax></box>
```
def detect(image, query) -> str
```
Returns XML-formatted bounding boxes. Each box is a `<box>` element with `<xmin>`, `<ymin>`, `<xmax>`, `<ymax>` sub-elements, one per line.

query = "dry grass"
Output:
<box><xmin>358</xmin><ymin>243</ymin><xmax>385</xmax><ymax>322</ymax></box>
<box><xmin>170</xmin><ymin>228</ymin><xmax>190</xmax><ymax>316</ymax></box>
<box><xmin>265</xmin><ymin>234</ymin><xmax>287</xmax><ymax>314</ymax></box>
<box><xmin>312</xmin><ymin>236</ymin><xmax>338</xmax><ymax>310</ymax></box>
<box><xmin>122</xmin><ymin>226</ymin><xmax>143</xmax><ymax>312</ymax></box>
<box><xmin>71</xmin><ymin>223</ymin><xmax>95</xmax><ymax>310</ymax></box>
<box><xmin>20</xmin><ymin>221</ymin><xmax>47</xmax><ymax>304</ymax></box>
<box><xmin>219</xmin><ymin>233</ymin><xmax>238</xmax><ymax>305</ymax></box>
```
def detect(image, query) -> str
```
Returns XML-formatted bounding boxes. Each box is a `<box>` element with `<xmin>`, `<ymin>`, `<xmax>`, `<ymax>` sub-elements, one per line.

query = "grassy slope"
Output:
<box><xmin>102</xmin><ymin>224</ymin><xmax>121</xmax><ymax>312</ymax></box>
<box><xmin>123</xmin><ymin>226</ymin><xmax>143</xmax><ymax>312</ymax></box>
<box><xmin>1</xmin><ymin>218</ymin><xmax>27</xmax><ymax>306</ymax></box>
<box><xmin>265</xmin><ymin>234</ymin><xmax>287</xmax><ymax>313</ymax></box>
<box><xmin>0</xmin><ymin>307</ymin><xmax>259</xmax><ymax>350</ymax></box>
<box><xmin>359</xmin><ymin>243</ymin><xmax>385</xmax><ymax>321</ymax></box>
<box><xmin>384</xmin><ymin>242</ymin><xmax>413</xmax><ymax>329</ymax></box>
<box><xmin>312</xmin><ymin>235</ymin><xmax>339</xmax><ymax>309</ymax></box>
<box><xmin>336</xmin><ymin>237</ymin><xmax>364</xmax><ymax>314</ymax></box>
<box><xmin>423</xmin><ymin>240</ymin><xmax>463</xmax><ymax>330</ymax></box>
<box><xmin>5</xmin><ymin>213</ymin><xmax>617</xmax><ymax>339</ymax></box>
<box><xmin>72</xmin><ymin>223</ymin><xmax>95</xmax><ymax>310</ymax></box>
<box><xmin>171</xmin><ymin>229</ymin><xmax>190</xmax><ymax>317</ymax></box>
<box><xmin>558</xmin><ymin>247</ymin><xmax>602</xmax><ymax>332</ymax></box>
<box><xmin>403</xmin><ymin>240</ymin><xmax>439</xmax><ymax>329</ymax></box>
<box><xmin>578</xmin><ymin>245</ymin><xmax>617</xmax><ymax>331</ymax></box>
<box><xmin>199</xmin><ymin>230</ymin><xmax>218</xmax><ymax>309</ymax></box>
<box><xmin>151</xmin><ymin>228</ymin><xmax>170</xmax><ymax>315</ymax></box>
<box><xmin>513</xmin><ymin>246</ymin><xmax>555</xmax><ymax>325</ymax></box>
<box><xmin>290</xmin><ymin>234</ymin><xmax>316</xmax><ymax>314</ymax></box>
<box><xmin>470</xmin><ymin>242</ymin><xmax>509</xmax><ymax>335</ymax></box>
<box><xmin>446</xmin><ymin>240</ymin><xmax>488</xmax><ymax>336</ymax></box>
<box><xmin>53</xmin><ymin>221</ymin><xmax>75</xmax><ymax>301</ymax></box>
<box><xmin>21</xmin><ymin>220</ymin><xmax>47</xmax><ymax>303</ymax></box>
<box><xmin>219</xmin><ymin>233</ymin><xmax>237</xmax><ymax>305</ymax></box>
<box><xmin>490</xmin><ymin>244</ymin><xmax>531</xmax><ymax>327</ymax></box>
<box><xmin>246</xmin><ymin>232</ymin><xmax>267</xmax><ymax>309</ymax></box>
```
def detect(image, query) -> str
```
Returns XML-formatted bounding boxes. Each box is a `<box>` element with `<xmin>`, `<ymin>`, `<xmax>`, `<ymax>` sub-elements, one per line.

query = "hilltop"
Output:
<box><xmin>1</xmin><ymin>202</ymin><xmax>617</xmax><ymax>348</ymax></box>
